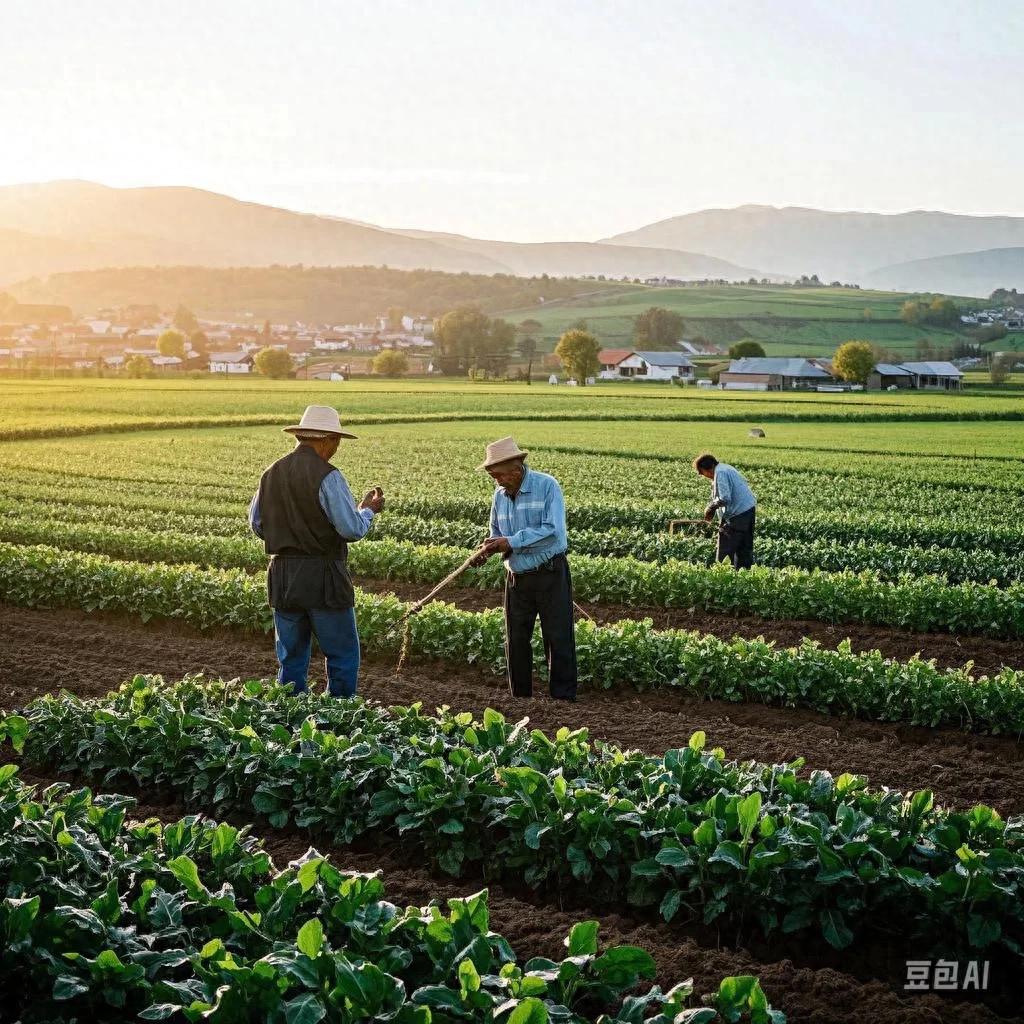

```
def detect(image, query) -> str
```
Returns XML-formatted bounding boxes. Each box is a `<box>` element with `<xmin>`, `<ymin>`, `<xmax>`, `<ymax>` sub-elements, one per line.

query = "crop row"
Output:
<box><xmin>3</xmin><ymin>516</ymin><xmax>1022</xmax><ymax>638</ymax></box>
<box><xmin>2</xmin><ymin>464</ymin><xmax>1020</xmax><ymax>559</ymax></box>
<box><xmin>2</xmin><ymin>542</ymin><xmax>1023</xmax><ymax>733</ymax></box>
<box><xmin>6</xmin><ymin>496</ymin><xmax>1021</xmax><ymax>587</ymax></box>
<box><xmin>0</xmin><ymin>766</ymin><xmax>775</xmax><ymax>1024</ymax></box>
<box><xmin>11</xmin><ymin>677</ymin><xmax>1024</xmax><ymax>964</ymax></box>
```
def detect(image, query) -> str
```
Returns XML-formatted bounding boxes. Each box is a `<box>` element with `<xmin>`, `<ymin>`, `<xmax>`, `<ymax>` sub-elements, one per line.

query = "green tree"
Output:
<box><xmin>991</xmin><ymin>352</ymin><xmax>1015</xmax><ymax>385</ymax></box>
<box><xmin>832</xmin><ymin>341</ymin><xmax>876</xmax><ymax>384</ymax></box>
<box><xmin>901</xmin><ymin>300</ymin><xmax>923</xmax><ymax>326</ymax></box>
<box><xmin>518</xmin><ymin>318</ymin><xmax>542</xmax><ymax>383</ymax></box>
<box><xmin>254</xmin><ymin>346</ymin><xmax>292</xmax><ymax>379</ymax></box>
<box><xmin>434</xmin><ymin>305</ymin><xmax>491</xmax><ymax>373</ymax></box>
<box><xmin>189</xmin><ymin>330</ymin><xmax>209</xmax><ymax>359</ymax></box>
<box><xmin>157</xmin><ymin>329</ymin><xmax>186</xmax><ymax>359</ymax></box>
<box><xmin>173</xmin><ymin>304</ymin><xmax>199</xmax><ymax>333</ymax></box>
<box><xmin>728</xmin><ymin>340</ymin><xmax>766</xmax><ymax>359</ymax></box>
<box><xmin>633</xmin><ymin>307</ymin><xmax>684</xmax><ymax>349</ymax></box>
<box><xmin>927</xmin><ymin>296</ymin><xmax>959</xmax><ymax>327</ymax></box>
<box><xmin>554</xmin><ymin>328</ymin><xmax>600</xmax><ymax>385</ymax></box>
<box><xmin>124</xmin><ymin>355</ymin><xmax>151</xmax><ymax>378</ymax></box>
<box><xmin>483</xmin><ymin>317</ymin><xmax>515</xmax><ymax>374</ymax></box>
<box><xmin>372</xmin><ymin>349</ymin><xmax>409</xmax><ymax>376</ymax></box>
<box><xmin>262</xmin><ymin>319</ymin><xmax>272</xmax><ymax>341</ymax></box>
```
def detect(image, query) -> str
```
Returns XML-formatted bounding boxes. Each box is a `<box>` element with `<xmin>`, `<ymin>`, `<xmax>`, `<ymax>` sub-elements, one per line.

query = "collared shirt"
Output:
<box><xmin>711</xmin><ymin>463</ymin><xmax>757</xmax><ymax>520</ymax></box>
<box><xmin>249</xmin><ymin>469</ymin><xmax>374</xmax><ymax>541</ymax></box>
<box><xmin>489</xmin><ymin>467</ymin><xmax>568</xmax><ymax>573</ymax></box>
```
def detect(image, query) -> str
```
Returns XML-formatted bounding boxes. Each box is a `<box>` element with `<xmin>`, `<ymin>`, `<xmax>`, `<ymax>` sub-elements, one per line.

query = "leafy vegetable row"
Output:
<box><xmin>0</xmin><ymin>765</ymin><xmax>777</xmax><ymax>1023</ymax></box>
<box><xmin>2</xmin><ymin>542</ymin><xmax>1023</xmax><ymax>734</ymax></box>
<box><xmin>4</xmin><ymin>516</ymin><xmax>1023</xmax><ymax>638</ymax></box>
<box><xmin>11</xmin><ymin>678</ymin><xmax>1024</xmax><ymax>964</ymax></box>
<box><xmin>7</xmin><ymin>498</ymin><xmax>1022</xmax><ymax>586</ymax></box>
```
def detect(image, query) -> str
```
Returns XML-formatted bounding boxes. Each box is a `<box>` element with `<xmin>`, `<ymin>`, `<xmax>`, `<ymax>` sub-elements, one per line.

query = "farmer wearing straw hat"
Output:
<box><xmin>471</xmin><ymin>437</ymin><xmax>577</xmax><ymax>701</ymax></box>
<box><xmin>248</xmin><ymin>405</ymin><xmax>385</xmax><ymax>697</ymax></box>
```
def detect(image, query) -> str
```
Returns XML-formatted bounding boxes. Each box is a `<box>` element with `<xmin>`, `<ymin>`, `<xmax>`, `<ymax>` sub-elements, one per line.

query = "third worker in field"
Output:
<box><xmin>471</xmin><ymin>437</ymin><xmax>578</xmax><ymax>701</ymax></box>
<box><xmin>694</xmin><ymin>452</ymin><xmax>757</xmax><ymax>569</ymax></box>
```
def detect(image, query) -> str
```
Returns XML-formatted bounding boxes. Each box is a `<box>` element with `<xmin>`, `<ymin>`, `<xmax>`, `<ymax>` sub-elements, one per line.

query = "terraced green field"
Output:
<box><xmin>497</xmin><ymin>284</ymin><xmax>980</xmax><ymax>355</ymax></box>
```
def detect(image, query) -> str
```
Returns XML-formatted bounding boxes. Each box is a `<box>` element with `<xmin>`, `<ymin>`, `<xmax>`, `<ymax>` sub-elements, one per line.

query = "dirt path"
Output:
<box><xmin>360</xmin><ymin>580</ymin><xmax>1024</xmax><ymax>676</ymax></box>
<box><xmin>14</xmin><ymin>765</ymin><xmax>1017</xmax><ymax>1024</ymax></box>
<box><xmin>5</xmin><ymin>604</ymin><xmax>1022</xmax><ymax>813</ymax></box>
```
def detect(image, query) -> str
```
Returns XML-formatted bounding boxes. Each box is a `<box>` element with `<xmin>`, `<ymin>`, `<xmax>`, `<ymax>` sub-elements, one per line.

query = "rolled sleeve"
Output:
<box><xmin>319</xmin><ymin>470</ymin><xmax>374</xmax><ymax>541</ymax></box>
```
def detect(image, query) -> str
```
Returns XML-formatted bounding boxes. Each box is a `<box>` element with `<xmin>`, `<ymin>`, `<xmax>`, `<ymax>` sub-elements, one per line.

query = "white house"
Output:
<box><xmin>209</xmin><ymin>350</ymin><xmax>254</xmax><ymax>374</ymax></box>
<box><xmin>598</xmin><ymin>349</ymin><xmax>695</xmax><ymax>381</ymax></box>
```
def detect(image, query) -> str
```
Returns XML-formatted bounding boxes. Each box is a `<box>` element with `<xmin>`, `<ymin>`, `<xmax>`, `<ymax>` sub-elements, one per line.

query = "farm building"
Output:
<box><xmin>898</xmin><ymin>361</ymin><xmax>964</xmax><ymax>391</ymax></box>
<box><xmin>720</xmin><ymin>357</ymin><xmax>833</xmax><ymax>391</ymax></box>
<box><xmin>209</xmin><ymin>350</ymin><xmax>254</xmax><ymax>374</ymax></box>
<box><xmin>597</xmin><ymin>349</ymin><xmax>695</xmax><ymax>381</ymax></box>
<box><xmin>868</xmin><ymin>364</ymin><xmax>914</xmax><ymax>390</ymax></box>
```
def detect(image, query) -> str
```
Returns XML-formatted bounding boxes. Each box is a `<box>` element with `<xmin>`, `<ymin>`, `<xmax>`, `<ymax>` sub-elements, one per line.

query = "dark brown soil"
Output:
<box><xmin>9</xmin><ymin>604</ymin><xmax>1024</xmax><ymax>1023</ymax></box>
<box><xmin>4</xmin><ymin>604</ymin><xmax>1022</xmax><ymax>816</ymax></box>
<box><xmin>360</xmin><ymin>580</ymin><xmax>1024</xmax><ymax>677</ymax></box>
<box><xmin>15</xmin><ymin>768</ymin><xmax>1017</xmax><ymax>1024</ymax></box>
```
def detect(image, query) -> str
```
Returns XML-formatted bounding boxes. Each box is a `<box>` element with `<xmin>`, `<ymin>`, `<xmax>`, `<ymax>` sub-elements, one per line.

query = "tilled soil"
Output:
<box><xmin>15</xmin><ymin>767</ymin><xmax>1018</xmax><ymax>1024</ymax></box>
<box><xmin>360</xmin><ymin>580</ymin><xmax>1024</xmax><ymax>676</ymax></box>
<box><xmin>8</xmin><ymin>605</ymin><xmax>1024</xmax><ymax>1022</ymax></box>
<box><xmin>4</xmin><ymin>604</ymin><xmax>1022</xmax><ymax>814</ymax></box>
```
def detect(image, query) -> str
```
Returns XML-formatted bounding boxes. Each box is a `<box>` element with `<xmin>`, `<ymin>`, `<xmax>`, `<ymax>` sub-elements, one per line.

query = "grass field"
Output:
<box><xmin>2</xmin><ymin>375</ymin><xmax>1023</xmax><ymax>1021</ymax></box>
<box><xmin>498</xmin><ymin>283</ymin><xmax>981</xmax><ymax>356</ymax></box>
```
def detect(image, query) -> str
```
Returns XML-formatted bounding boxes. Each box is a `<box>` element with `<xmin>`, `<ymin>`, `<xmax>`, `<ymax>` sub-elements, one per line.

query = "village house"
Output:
<box><xmin>720</xmin><ymin>357</ymin><xmax>833</xmax><ymax>391</ymax></box>
<box><xmin>597</xmin><ymin>349</ymin><xmax>695</xmax><ymax>381</ymax></box>
<box><xmin>897</xmin><ymin>361</ymin><xmax>964</xmax><ymax>391</ymax></box>
<box><xmin>208</xmin><ymin>350</ymin><xmax>254</xmax><ymax>374</ymax></box>
<box><xmin>867</xmin><ymin>364</ymin><xmax>914</xmax><ymax>390</ymax></box>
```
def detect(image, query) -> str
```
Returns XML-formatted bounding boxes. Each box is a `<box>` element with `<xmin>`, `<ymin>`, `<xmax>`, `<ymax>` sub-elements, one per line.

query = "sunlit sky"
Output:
<box><xmin>3</xmin><ymin>0</ymin><xmax>1022</xmax><ymax>241</ymax></box>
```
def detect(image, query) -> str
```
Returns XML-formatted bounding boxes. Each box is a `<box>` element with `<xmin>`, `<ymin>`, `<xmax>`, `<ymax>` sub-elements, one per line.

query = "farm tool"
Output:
<box><xmin>667</xmin><ymin>517</ymin><xmax>723</xmax><ymax>535</ymax></box>
<box><xmin>387</xmin><ymin>545</ymin><xmax>594</xmax><ymax>673</ymax></box>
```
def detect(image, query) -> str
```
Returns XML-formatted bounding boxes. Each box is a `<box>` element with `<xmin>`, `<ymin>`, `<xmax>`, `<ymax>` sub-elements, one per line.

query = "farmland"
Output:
<box><xmin>2</xmin><ymin>376</ymin><xmax>1024</xmax><ymax>1023</ymax></box>
<box><xmin>496</xmin><ymin>284</ymin><xmax>981</xmax><ymax>356</ymax></box>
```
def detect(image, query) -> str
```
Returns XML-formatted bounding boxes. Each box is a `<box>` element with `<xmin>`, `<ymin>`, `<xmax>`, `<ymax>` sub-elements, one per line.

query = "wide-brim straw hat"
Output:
<box><xmin>478</xmin><ymin>436</ymin><xmax>529</xmax><ymax>470</ymax></box>
<box><xmin>283</xmin><ymin>404</ymin><xmax>357</xmax><ymax>439</ymax></box>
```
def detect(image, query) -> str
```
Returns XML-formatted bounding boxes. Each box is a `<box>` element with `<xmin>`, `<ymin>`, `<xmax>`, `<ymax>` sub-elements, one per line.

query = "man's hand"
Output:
<box><xmin>359</xmin><ymin>486</ymin><xmax>385</xmax><ymax>514</ymax></box>
<box><xmin>704</xmin><ymin>502</ymin><xmax>718</xmax><ymax>522</ymax></box>
<box><xmin>469</xmin><ymin>536</ymin><xmax>508</xmax><ymax>567</ymax></box>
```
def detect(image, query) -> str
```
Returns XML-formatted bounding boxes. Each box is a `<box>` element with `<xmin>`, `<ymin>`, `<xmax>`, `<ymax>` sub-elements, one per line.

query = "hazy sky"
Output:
<box><xmin>3</xmin><ymin>0</ymin><xmax>1022</xmax><ymax>241</ymax></box>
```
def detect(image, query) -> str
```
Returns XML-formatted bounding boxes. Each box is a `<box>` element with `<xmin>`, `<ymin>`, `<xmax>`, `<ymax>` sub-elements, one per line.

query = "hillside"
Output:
<box><xmin>496</xmin><ymin>284</ymin><xmax>976</xmax><ymax>356</ymax></box>
<box><xmin>863</xmin><ymin>247</ymin><xmax>1024</xmax><ymax>297</ymax></box>
<box><xmin>603</xmin><ymin>205</ymin><xmax>1024</xmax><ymax>285</ymax></box>
<box><xmin>6</xmin><ymin>265</ymin><xmax>638</xmax><ymax>323</ymax></box>
<box><xmin>0</xmin><ymin>181</ymin><xmax>755</xmax><ymax>285</ymax></box>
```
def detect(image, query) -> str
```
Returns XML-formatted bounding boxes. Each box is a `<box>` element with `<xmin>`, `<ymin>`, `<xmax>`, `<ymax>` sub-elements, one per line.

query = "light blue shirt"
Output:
<box><xmin>711</xmin><ymin>463</ymin><xmax>757</xmax><ymax>520</ymax></box>
<box><xmin>249</xmin><ymin>469</ymin><xmax>374</xmax><ymax>541</ymax></box>
<box><xmin>489</xmin><ymin>467</ymin><xmax>568</xmax><ymax>573</ymax></box>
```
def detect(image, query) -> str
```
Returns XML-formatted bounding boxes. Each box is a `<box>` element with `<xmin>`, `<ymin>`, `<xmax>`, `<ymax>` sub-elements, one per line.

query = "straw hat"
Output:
<box><xmin>478</xmin><ymin>436</ymin><xmax>529</xmax><ymax>470</ymax></box>
<box><xmin>283</xmin><ymin>405</ymin><xmax>357</xmax><ymax>439</ymax></box>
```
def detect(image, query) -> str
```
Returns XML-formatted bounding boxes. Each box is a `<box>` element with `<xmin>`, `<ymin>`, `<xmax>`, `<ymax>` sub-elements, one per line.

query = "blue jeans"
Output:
<box><xmin>273</xmin><ymin>607</ymin><xmax>360</xmax><ymax>697</ymax></box>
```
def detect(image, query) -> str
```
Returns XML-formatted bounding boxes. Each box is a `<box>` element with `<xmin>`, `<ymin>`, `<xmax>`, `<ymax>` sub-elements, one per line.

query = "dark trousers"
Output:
<box><xmin>717</xmin><ymin>508</ymin><xmax>756</xmax><ymax>569</ymax></box>
<box><xmin>503</xmin><ymin>557</ymin><xmax>577</xmax><ymax>700</ymax></box>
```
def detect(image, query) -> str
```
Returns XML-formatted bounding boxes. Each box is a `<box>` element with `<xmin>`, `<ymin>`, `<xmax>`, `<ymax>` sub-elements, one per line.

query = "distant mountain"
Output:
<box><xmin>0</xmin><ymin>181</ymin><xmax>511</xmax><ymax>285</ymax></box>
<box><xmin>0</xmin><ymin>180</ymin><xmax>758</xmax><ymax>287</ymax></box>
<box><xmin>862</xmin><ymin>247</ymin><xmax>1024</xmax><ymax>297</ymax></box>
<box><xmin>385</xmin><ymin>228</ymin><xmax>762</xmax><ymax>281</ymax></box>
<box><xmin>603</xmin><ymin>205</ymin><xmax>1024</xmax><ymax>285</ymax></box>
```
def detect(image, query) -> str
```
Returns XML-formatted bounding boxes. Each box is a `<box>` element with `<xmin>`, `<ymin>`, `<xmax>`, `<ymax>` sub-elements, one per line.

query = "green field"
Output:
<box><xmin>498</xmin><ymin>284</ymin><xmax>981</xmax><ymax>356</ymax></box>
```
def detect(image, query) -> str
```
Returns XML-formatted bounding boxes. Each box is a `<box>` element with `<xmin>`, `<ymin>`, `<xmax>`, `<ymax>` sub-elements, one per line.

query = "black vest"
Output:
<box><xmin>256</xmin><ymin>445</ymin><xmax>355</xmax><ymax>610</ymax></box>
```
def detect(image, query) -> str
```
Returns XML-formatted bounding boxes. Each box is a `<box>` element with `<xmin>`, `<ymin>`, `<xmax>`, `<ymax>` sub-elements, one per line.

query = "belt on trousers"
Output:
<box><xmin>507</xmin><ymin>552</ymin><xmax>567</xmax><ymax>588</ymax></box>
